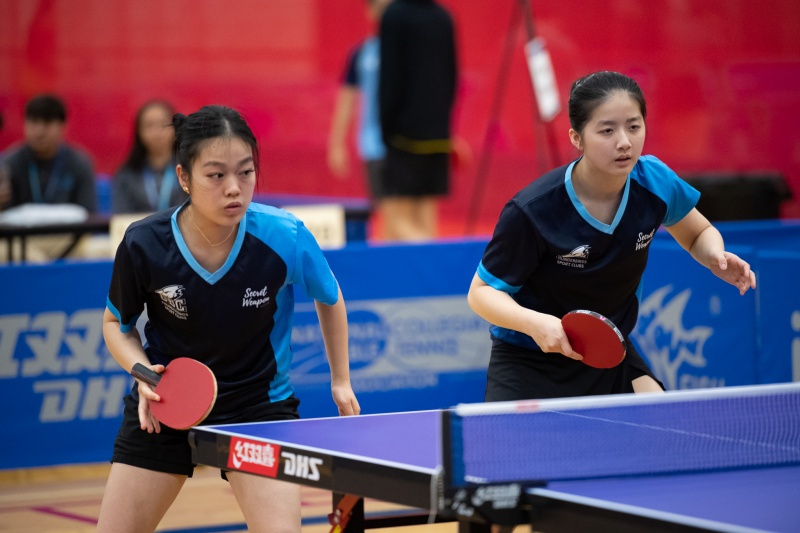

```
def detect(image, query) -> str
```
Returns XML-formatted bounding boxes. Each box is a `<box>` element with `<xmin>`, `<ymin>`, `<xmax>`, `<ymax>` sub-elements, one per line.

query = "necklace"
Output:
<box><xmin>188</xmin><ymin>208</ymin><xmax>235</xmax><ymax>247</ymax></box>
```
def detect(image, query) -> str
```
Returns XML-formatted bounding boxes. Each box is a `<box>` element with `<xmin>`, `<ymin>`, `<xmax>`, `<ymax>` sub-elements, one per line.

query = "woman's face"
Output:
<box><xmin>570</xmin><ymin>91</ymin><xmax>646</xmax><ymax>182</ymax></box>
<box><xmin>139</xmin><ymin>104</ymin><xmax>174</xmax><ymax>155</ymax></box>
<box><xmin>179</xmin><ymin>136</ymin><xmax>256</xmax><ymax>227</ymax></box>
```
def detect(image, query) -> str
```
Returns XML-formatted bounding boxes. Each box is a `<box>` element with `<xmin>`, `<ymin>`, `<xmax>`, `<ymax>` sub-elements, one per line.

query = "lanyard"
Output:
<box><xmin>143</xmin><ymin>165</ymin><xmax>176</xmax><ymax>211</ymax></box>
<box><xmin>27</xmin><ymin>147</ymin><xmax>66</xmax><ymax>204</ymax></box>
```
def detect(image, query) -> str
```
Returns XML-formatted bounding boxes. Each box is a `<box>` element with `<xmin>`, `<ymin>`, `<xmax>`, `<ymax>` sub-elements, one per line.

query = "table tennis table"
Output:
<box><xmin>190</xmin><ymin>383</ymin><xmax>800</xmax><ymax>532</ymax></box>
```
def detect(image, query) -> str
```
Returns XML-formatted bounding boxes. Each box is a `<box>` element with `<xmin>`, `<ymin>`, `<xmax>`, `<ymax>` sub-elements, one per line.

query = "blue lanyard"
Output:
<box><xmin>28</xmin><ymin>147</ymin><xmax>66</xmax><ymax>204</ymax></box>
<box><xmin>142</xmin><ymin>165</ymin><xmax>176</xmax><ymax>211</ymax></box>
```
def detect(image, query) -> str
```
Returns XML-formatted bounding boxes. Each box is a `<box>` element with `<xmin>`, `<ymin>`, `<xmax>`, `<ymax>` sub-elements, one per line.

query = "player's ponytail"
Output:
<box><xmin>171</xmin><ymin>112</ymin><xmax>188</xmax><ymax>164</ymax></box>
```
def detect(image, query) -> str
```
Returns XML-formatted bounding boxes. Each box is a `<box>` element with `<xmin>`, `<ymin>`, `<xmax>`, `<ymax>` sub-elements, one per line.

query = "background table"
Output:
<box><xmin>0</xmin><ymin>215</ymin><xmax>110</xmax><ymax>262</ymax></box>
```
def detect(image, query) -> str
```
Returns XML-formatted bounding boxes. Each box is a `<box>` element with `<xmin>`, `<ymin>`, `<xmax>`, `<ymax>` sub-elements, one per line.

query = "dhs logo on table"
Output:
<box><xmin>281</xmin><ymin>451</ymin><xmax>324</xmax><ymax>482</ymax></box>
<box><xmin>227</xmin><ymin>438</ymin><xmax>329</xmax><ymax>484</ymax></box>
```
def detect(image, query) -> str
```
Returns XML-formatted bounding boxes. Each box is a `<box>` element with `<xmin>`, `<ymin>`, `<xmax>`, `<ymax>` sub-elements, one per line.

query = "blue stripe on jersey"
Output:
<box><xmin>631</xmin><ymin>155</ymin><xmax>699</xmax><ymax>226</ymax></box>
<box><xmin>170</xmin><ymin>206</ymin><xmax>248</xmax><ymax>284</ymax></box>
<box><xmin>244</xmin><ymin>203</ymin><xmax>339</xmax><ymax>401</ymax></box>
<box><xmin>106</xmin><ymin>296</ymin><xmax>140</xmax><ymax>333</ymax></box>
<box><xmin>478</xmin><ymin>261</ymin><xmax>521</xmax><ymax>293</ymax></box>
<box><xmin>565</xmin><ymin>160</ymin><xmax>631</xmax><ymax>234</ymax></box>
<box><xmin>269</xmin><ymin>284</ymin><xmax>295</xmax><ymax>401</ymax></box>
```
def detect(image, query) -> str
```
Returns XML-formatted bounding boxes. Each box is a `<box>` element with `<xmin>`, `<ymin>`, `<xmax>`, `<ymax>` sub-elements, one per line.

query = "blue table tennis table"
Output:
<box><xmin>190</xmin><ymin>383</ymin><xmax>800</xmax><ymax>532</ymax></box>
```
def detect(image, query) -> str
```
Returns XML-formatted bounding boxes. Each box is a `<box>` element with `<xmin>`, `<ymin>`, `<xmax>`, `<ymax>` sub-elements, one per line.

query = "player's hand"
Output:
<box><xmin>709</xmin><ymin>251</ymin><xmax>757</xmax><ymax>295</ymax></box>
<box><xmin>327</xmin><ymin>145</ymin><xmax>350</xmax><ymax>178</ymax></box>
<box><xmin>331</xmin><ymin>378</ymin><xmax>360</xmax><ymax>416</ymax></box>
<box><xmin>527</xmin><ymin>312</ymin><xmax>583</xmax><ymax>362</ymax></box>
<box><xmin>134</xmin><ymin>364</ymin><xmax>164</xmax><ymax>433</ymax></box>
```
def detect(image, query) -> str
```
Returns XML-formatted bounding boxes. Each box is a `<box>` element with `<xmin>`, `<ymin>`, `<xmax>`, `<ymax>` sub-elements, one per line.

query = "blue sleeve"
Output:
<box><xmin>293</xmin><ymin>221</ymin><xmax>340</xmax><ymax>305</ymax></box>
<box><xmin>633</xmin><ymin>155</ymin><xmax>700</xmax><ymax>227</ymax></box>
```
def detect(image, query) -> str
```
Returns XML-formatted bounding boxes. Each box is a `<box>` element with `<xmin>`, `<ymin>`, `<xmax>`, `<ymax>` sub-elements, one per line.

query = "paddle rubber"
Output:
<box><xmin>131</xmin><ymin>358</ymin><xmax>218</xmax><ymax>430</ymax></box>
<box><xmin>561</xmin><ymin>310</ymin><xmax>626</xmax><ymax>368</ymax></box>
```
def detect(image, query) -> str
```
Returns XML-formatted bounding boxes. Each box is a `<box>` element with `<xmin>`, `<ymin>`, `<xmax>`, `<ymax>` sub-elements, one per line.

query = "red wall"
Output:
<box><xmin>2</xmin><ymin>0</ymin><xmax>799</xmax><ymax>235</ymax></box>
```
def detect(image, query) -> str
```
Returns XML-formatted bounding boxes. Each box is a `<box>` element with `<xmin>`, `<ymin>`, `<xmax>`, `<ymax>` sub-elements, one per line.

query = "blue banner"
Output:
<box><xmin>0</xmin><ymin>225</ymin><xmax>798</xmax><ymax>469</ymax></box>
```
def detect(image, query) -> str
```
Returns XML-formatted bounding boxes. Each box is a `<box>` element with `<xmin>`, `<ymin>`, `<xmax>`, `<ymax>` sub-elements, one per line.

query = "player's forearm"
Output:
<box><xmin>467</xmin><ymin>275</ymin><xmax>540</xmax><ymax>337</ymax></box>
<box><xmin>688</xmin><ymin>225</ymin><xmax>726</xmax><ymax>269</ymax></box>
<box><xmin>315</xmin><ymin>289</ymin><xmax>352</xmax><ymax>383</ymax></box>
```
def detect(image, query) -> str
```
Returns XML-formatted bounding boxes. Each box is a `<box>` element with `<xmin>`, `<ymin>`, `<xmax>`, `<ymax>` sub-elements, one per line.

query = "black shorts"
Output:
<box><xmin>484</xmin><ymin>339</ymin><xmax>664</xmax><ymax>401</ymax></box>
<box><xmin>382</xmin><ymin>146</ymin><xmax>449</xmax><ymax>197</ymax></box>
<box><xmin>111</xmin><ymin>394</ymin><xmax>300</xmax><ymax>477</ymax></box>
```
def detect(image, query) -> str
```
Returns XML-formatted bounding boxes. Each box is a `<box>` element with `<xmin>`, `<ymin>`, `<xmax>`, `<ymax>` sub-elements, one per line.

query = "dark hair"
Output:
<box><xmin>25</xmin><ymin>94</ymin><xmax>67</xmax><ymax>123</ymax></box>
<box><xmin>172</xmin><ymin>105</ymin><xmax>259</xmax><ymax>176</ymax></box>
<box><xmin>568</xmin><ymin>71</ymin><xmax>647</xmax><ymax>134</ymax></box>
<box><xmin>120</xmin><ymin>100</ymin><xmax>175</xmax><ymax>172</ymax></box>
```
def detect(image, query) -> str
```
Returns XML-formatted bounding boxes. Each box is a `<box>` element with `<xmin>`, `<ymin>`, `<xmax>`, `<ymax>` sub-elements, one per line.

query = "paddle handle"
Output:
<box><xmin>131</xmin><ymin>363</ymin><xmax>162</xmax><ymax>386</ymax></box>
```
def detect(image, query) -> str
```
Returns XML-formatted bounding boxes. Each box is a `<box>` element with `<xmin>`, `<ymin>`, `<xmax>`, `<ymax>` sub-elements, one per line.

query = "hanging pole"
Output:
<box><xmin>520</xmin><ymin>0</ymin><xmax>562</xmax><ymax>169</ymax></box>
<box><xmin>464</xmin><ymin>2</ymin><xmax>521</xmax><ymax>235</ymax></box>
<box><xmin>464</xmin><ymin>0</ymin><xmax>563</xmax><ymax>235</ymax></box>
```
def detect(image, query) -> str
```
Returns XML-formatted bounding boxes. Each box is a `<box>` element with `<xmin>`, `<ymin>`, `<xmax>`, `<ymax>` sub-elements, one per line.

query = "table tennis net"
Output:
<box><xmin>446</xmin><ymin>383</ymin><xmax>800</xmax><ymax>484</ymax></box>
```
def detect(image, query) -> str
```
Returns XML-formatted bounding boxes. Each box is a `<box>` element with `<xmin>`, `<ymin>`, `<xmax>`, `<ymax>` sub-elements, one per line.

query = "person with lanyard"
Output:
<box><xmin>96</xmin><ymin>105</ymin><xmax>360</xmax><ymax>532</ymax></box>
<box><xmin>2</xmin><ymin>94</ymin><xmax>97</xmax><ymax>212</ymax></box>
<box><xmin>112</xmin><ymin>100</ymin><xmax>187</xmax><ymax>214</ymax></box>
<box><xmin>468</xmin><ymin>71</ymin><xmax>756</xmax><ymax>401</ymax></box>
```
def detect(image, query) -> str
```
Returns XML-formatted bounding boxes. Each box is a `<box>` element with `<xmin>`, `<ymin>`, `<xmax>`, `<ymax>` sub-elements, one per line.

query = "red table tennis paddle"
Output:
<box><xmin>561</xmin><ymin>310</ymin><xmax>626</xmax><ymax>368</ymax></box>
<box><xmin>130</xmin><ymin>358</ymin><xmax>218</xmax><ymax>430</ymax></box>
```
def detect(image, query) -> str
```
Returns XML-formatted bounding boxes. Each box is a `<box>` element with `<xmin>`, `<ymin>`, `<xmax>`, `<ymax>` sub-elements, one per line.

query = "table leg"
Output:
<box><xmin>331</xmin><ymin>492</ymin><xmax>364</xmax><ymax>533</ymax></box>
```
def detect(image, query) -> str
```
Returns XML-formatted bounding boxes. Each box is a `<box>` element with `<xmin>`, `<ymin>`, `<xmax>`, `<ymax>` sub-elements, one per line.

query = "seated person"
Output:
<box><xmin>1</xmin><ymin>95</ymin><xmax>98</xmax><ymax>262</ymax></box>
<box><xmin>113</xmin><ymin>100</ymin><xmax>187</xmax><ymax>214</ymax></box>
<box><xmin>3</xmin><ymin>94</ymin><xmax>97</xmax><ymax>212</ymax></box>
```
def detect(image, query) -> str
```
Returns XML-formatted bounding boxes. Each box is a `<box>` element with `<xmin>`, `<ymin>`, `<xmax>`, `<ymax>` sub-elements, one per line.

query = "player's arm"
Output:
<box><xmin>102</xmin><ymin>308</ymin><xmax>164</xmax><ymax>432</ymax></box>
<box><xmin>666</xmin><ymin>208</ymin><xmax>756</xmax><ymax>295</ymax></box>
<box><xmin>315</xmin><ymin>287</ymin><xmax>360</xmax><ymax>416</ymax></box>
<box><xmin>467</xmin><ymin>274</ymin><xmax>579</xmax><ymax>360</ymax></box>
<box><xmin>327</xmin><ymin>85</ymin><xmax>358</xmax><ymax>178</ymax></box>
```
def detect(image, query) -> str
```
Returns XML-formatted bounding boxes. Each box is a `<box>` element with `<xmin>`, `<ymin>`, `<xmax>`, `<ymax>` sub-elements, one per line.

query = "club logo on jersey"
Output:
<box><xmin>155</xmin><ymin>285</ymin><xmax>188</xmax><ymax>320</ymax></box>
<box><xmin>228</xmin><ymin>437</ymin><xmax>280</xmax><ymax>477</ymax></box>
<box><xmin>242</xmin><ymin>286</ymin><xmax>270</xmax><ymax>308</ymax></box>
<box><xmin>556</xmin><ymin>245</ymin><xmax>590</xmax><ymax>268</ymax></box>
<box><xmin>636</xmin><ymin>228</ymin><xmax>656</xmax><ymax>251</ymax></box>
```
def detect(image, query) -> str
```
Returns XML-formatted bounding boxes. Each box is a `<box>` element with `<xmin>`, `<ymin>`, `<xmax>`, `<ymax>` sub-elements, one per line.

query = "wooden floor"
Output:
<box><xmin>0</xmin><ymin>463</ymin><xmax>501</xmax><ymax>533</ymax></box>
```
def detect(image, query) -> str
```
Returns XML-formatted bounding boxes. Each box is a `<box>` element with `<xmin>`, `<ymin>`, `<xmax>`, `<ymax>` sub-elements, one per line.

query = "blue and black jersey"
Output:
<box><xmin>107</xmin><ymin>202</ymin><xmax>339</xmax><ymax>423</ymax></box>
<box><xmin>477</xmin><ymin>155</ymin><xmax>699</xmax><ymax>351</ymax></box>
<box><xmin>343</xmin><ymin>37</ymin><xmax>386</xmax><ymax>161</ymax></box>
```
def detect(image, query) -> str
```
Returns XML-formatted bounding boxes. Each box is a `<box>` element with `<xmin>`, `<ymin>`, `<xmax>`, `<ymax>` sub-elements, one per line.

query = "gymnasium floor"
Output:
<box><xmin>0</xmin><ymin>463</ymin><xmax>480</xmax><ymax>532</ymax></box>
